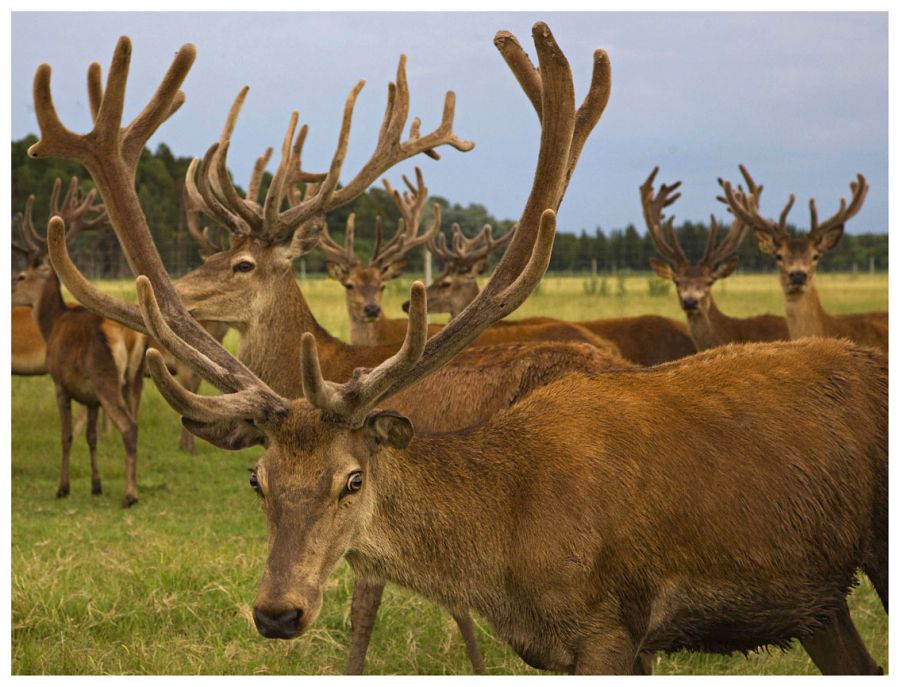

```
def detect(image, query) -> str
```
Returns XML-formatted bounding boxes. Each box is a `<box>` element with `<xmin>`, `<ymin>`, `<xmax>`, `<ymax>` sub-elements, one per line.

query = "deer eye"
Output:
<box><xmin>812</xmin><ymin>254</ymin><xmax>820</xmax><ymax>261</ymax></box>
<box><xmin>344</xmin><ymin>283</ymin><xmax>354</xmax><ymax>290</ymax></box>
<box><xmin>233</xmin><ymin>260</ymin><xmax>255</xmax><ymax>273</ymax></box>
<box><xmin>343</xmin><ymin>471</ymin><xmax>363</xmax><ymax>496</ymax></box>
<box><xmin>775</xmin><ymin>254</ymin><xmax>783</xmax><ymax>262</ymax></box>
<box><xmin>248</xmin><ymin>468</ymin><xmax>261</xmax><ymax>494</ymax></box>
<box><xmin>440</xmin><ymin>282</ymin><xmax>451</xmax><ymax>289</ymax></box>
<box><xmin>379</xmin><ymin>284</ymin><xmax>386</xmax><ymax>291</ymax></box>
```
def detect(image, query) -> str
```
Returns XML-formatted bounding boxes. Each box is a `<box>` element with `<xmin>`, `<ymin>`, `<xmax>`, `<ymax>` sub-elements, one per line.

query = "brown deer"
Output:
<box><xmin>12</xmin><ymin>306</ymin><xmax>47</xmax><ymax>375</ymax></box>
<box><xmin>413</xmin><ymin>222</ymin><xmax>695</xmax><ymax>366</ymax></box>
<box><xmin>36</xmin><ymin>24</ymin><xmax>887</xmax><ymax>675</ymax></box>
<box><xmin>643</xmin><ymin>166</ymin><xmax>788</xmax><ymax>350</ymax></box>
<box><xmin>31</xmin><ymin>28</ymin><xmax>626</xmax><ymax>672</ymax></box>
<box><xmin>720</xmin><ymin>172</ymin><xmax>887</xmax><ymax>352</ymax></box>
<box><xmin>319</xmin><ymin>167</ymin><xmax>441</xmax><ymax>346</ymax></box>
<box><xmin>12</xmin><ymin>182</ymin><xmax>145</xmax><ymax>506</ymax></box>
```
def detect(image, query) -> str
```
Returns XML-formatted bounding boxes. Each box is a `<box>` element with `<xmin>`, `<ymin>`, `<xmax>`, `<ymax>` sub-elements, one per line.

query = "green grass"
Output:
<box><xmin>14</xmin><ymin>272</ymin><xmax>888</xmax><ymax>674</ymax></box>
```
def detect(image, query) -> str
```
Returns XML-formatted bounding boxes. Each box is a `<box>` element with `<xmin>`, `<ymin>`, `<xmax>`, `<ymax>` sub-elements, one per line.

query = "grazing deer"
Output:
<box><xmin>34</xmin><ymin>33</ymin><xmax>620</xmax><ymax>675</ymax></box>
<box><xmin>413</xmin><ymin>223</ymin><xmax>695</xmax><ymax>366</ymax></box>
<box><xmin>320</xmin><ymin>167</ymin><xmax>442</xmax><ymax>346</ymax></box>
<box><xmin>35</xmin><ymin>24</ymin><xmax>887</xmax><ymax>675</ymax></box>
<box><xmin>12</xmin><ymin>182</ymin><xmax>145</xmax><ymax>506</ymax></box>
<box><xmin>720</xmin><ymin>173</ymin><xmax>887</xmax><ymax>352</ymax></box>
<box><xmin>642</xmin><ymin>166</ymin><xmax>788</xmax><ymax>350</ymax></box>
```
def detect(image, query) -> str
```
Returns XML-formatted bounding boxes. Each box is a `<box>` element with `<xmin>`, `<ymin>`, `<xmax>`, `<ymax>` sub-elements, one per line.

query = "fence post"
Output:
<box><xmin>300</xmin><ymin>258</ymin><xmax>306</xmax><ymax>282</ymax></box>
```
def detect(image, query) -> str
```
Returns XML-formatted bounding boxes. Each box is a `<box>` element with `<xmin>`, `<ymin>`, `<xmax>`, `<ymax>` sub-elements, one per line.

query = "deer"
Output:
<box><xmin>720</xmin><ymin>172</ymin><xmax>887</xmax><ymax>352</ymax></box>
<box><xmin>642</xmin><ymin>166</ymin><xmax>788</xmax><ymax>351</ymax></box>
<box><xmin>12</xmin><ymin>181</ymin><xmax>146</xmax><ymax>507</ymax></box>
<box><xmin>410</xmin><ymin>219</ymin><xmax>696</xmax><ymax>366</ymax></box>
<box><xmin>319</xmin><ymin>167</ymin><xmax>443</xmax><ymax>346</ymax></box>
<box><xmin>12</xmin><ymin>306</ymin><xmax>47</xmax><ymax>375</ymax></box>
<box><xmin>33</xmin><ymin>24</ymin><xmax>887</xmax><ymax>675</ymax></box>
<box><xmin>33</xmin><ymin>32</ymin><xmax>625</xmax><ymax>675</ymax></box>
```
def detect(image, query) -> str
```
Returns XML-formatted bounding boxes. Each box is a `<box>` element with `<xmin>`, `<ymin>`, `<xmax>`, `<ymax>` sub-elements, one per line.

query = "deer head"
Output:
<box><xmin>410</xmin><ymin>222</ymin><xmax>514</xmax><ymax>318</ymax></box>
<box><xmin>643</xmin><ymin>165</ymin><xmax>758</xmax><ymax>317</ymax></box>
<box><xmin>33</xmin><ymin>24</ymin><xmax>610</xmax><ymax>640</ymax></box>
<box><xmin>720</xmin><ymin>172</ymin><xmax>868</xmax><ymax>298</ymax></box>
<box><xmin>321</xmin><ymin>167</ymin><xmax>439</xmax><ymax>324</ymax></box>
<box><xmin>13</xmin><ymin>178</ymin><xmax>108</xmax><ymax>307</ymax></box>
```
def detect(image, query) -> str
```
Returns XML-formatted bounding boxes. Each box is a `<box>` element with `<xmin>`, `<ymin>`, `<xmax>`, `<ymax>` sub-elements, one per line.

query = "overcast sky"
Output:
<box><xmin>11</xmin><ymin>12</ymin><xmax>888</xmax><ymax>236</ymax></box>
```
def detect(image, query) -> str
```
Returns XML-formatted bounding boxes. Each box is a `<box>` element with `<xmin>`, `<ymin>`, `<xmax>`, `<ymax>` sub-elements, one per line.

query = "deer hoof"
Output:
<box><xmin>92</xmin><ymin>482</ymin><xmax>103</xmax><ymax>496</ymax></box>
<box><xmin>122</xmin><ymin>494</ymin><xmax>138</xmax><ymax>508</ymax></box>
<box><xmin>56</xmin><ymin>486</ymin><xmax>70</xmax><ymax>498</ymax></box>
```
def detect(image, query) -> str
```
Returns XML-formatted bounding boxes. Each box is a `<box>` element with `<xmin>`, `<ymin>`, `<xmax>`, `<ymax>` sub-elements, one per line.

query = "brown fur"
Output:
<box><xmin>12</xmin><ymin>306</ymin><xmax>48</xmax><ymax>375</ymax></box>
<box><xmin>251</xmin><ymin>337</ymin><xmax>886</xmax><ymax>674</ymax></box>
<box><xmin>14</xmin><ymin>263</ymin><xmax>145</xmax><ymax>506</ymax></box>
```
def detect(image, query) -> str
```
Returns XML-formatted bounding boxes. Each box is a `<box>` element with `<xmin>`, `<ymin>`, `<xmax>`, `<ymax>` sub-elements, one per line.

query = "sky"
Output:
<box><xmin>11</xmin><ymin>12</ymin><xmax>888</xmax><ymax>236</ymax></box>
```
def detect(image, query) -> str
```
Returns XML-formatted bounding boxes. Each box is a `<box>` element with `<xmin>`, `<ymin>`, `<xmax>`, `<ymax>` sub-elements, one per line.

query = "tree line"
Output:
<box><xmin>12</xmin><ymin>136</ymin><xmax>887</xmax><ymax>278</ymax></box>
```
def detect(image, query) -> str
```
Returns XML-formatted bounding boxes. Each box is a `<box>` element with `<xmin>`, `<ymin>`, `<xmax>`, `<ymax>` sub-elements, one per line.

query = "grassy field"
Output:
<box><xmin>12</xmin><ymin>271</ymin><xmax>888</xmax><ymax>675</ymax></box>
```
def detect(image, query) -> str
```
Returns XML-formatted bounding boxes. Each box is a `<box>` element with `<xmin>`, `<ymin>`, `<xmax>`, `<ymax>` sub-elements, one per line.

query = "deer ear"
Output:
<box><xmin>711</xmin><ymin>256</ymin><xmax>739</xmax><ymax>280</ymax></box>
<box><xmin>182</xmin><ymin>418</ymin><xmax>266</xmax><ymax>451</ymax></box>
<box><xmin>754</xmin><ymin>230</ymin><xmax>778</xmax><ymax>255</ymax></box>
<box><xmin>649</xmin><ymin>258</ymin><xmax>673</xmax><ymax>281</ymax></box>
<box><xmin>815</xmin><ymin>225</ymin><xmax>844</xmax><ymax>253</ymax></box>
<box><xmin>380</xmin><ymin>259</ymin><xmax>407</xmax><ymax>281</ymax></box>
<box><xmin>365</xmin><ymin>410</ymin><xmax>413</xmax><ymax>449</ymax></box>
<box><xmin>326</xmin><ymin>261</ymin><xmax>350</xmax><ymax>283</ymax></box>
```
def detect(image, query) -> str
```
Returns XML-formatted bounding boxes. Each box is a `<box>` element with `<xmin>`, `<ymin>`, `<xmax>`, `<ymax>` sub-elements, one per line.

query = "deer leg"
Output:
<box><xmin>86</xmin><ymin>405</ymin><xmax>101</xmax><ymax>495</ymax></box>
<box><xmin>573</xmin><ymin>625</ymin><xmax>638</xmax><ymax>675</ymax></box>
<box><xmin>345</xmin><ymin>578</ymin><xmax>386</xmax><ymax>674</ymax></box>
<box><xmin>799</xmin><ymin>600</ymin><xmax>882</xmax><ymax>675</ymax></box>
<box><xmin>72</xmin><ymin>405</ymin><xmax>88</xmax><ymax>437</ymax></box>
<box><xmin>632</xmin><ymin>652</ymin><xmax>654</xmax><ymax>674</ymax></box>
<box><xmin>54</xmin><ymin>385</ymin><xmax>73</xmax><ymax>499</ymax></box>
<box><xmin>450</xmin><ymin>611</ymin><xmax>486</xmax><ymax>674</ymax></box>
<box><xmin>99</xmin><ymin>397</ymin><xmax>139</xmax><ymax>508</ymax></box>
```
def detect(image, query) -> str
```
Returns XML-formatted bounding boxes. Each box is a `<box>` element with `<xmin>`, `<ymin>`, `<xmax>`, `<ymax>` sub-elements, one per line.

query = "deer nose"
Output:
<box><xmin>789</xmin><ymin>271</ymin><xmax>807</xmax><ymax>286</ymax></box>
<box><xmin>681</xmin><ymin>297</ymin><xmax>699</xmax><ymax>311</ymax></box>
<box><xmin>363</xmin><ymin>304</ymin><xmax>381</xmax><ymax>318</ymax></box>
<box><xmin>400</xmin><ymin>300</ymin><xmax>410</xmax><ymax>313</ymax></box>
<box><xmin>253</xmin><ymin>606</ymin><xmax>303</xmax><ymax>639</ymax></box>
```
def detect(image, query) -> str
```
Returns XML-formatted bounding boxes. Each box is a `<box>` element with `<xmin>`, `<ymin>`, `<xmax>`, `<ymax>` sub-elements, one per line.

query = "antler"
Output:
<box><xmin>698</xmin><ymin>164</ymin><xmax>762</xmax><ymax>265</ymax></box>
<box><xmin>427</xmin><ymin>222</ymin><xmax>514</xmax><ymax>269</ymax></box>
<box><xmin>49</xmin><ymin>176</ymin><xmax>109</xmax><ymax>240</ymax></box>
<box><xmin>14</xmin><ymin>196</ymin><xmax>46</xmax><ymax>263</ymax></box>
<box><xmin>370</xmin><ymin>167</ymin><xmax>439</xmax><ymax>269</ymax></box>
<box><xmin>720</xmin><ymin>169</ymin><xmax>793</xmax><ymax>242</ymax></box>
<box><xmin>318</xmin><ymin>213</ymin><xmax>360</xmax><ymax>272</ymax></box>
<box><xmin>35</xmin><ymin>37</ymin><xmax>265</xmax><ymax>391</ymax></box>
<box><xmin>640</xmin><ymin>166</ymin><xmax>686</xmax><ymax>266</ymax></box>
<box><xmin>808</xmin><ymin>173</ymin><xmax>868</xmax><ymax>240</ymax></box>
<box><xmin>297</xmin><ymin>22</ymin><xmax>606</xmax><ymax>427</ymax></box>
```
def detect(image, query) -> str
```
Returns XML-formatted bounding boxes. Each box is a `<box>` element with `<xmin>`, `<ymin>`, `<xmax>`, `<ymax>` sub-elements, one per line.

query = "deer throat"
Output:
<box><xmin>686</xmin><ymin>299</ymin><xmax>730</xmax><ymax>350</ymax></box>
<box><xmin>783</xmin><ymin>285</ymin><xmax>827</xmax><ymax>339</ymax></box>
<box><xmin>349</xmin><ymin>316</ymin><xmax>385</xmax><ymax>347</ymax></box>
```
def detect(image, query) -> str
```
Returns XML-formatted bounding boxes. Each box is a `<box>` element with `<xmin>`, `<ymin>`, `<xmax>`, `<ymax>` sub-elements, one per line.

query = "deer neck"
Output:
<box><xmin>347</xmin><ymin>429</ymin><xmax>512</xmax><ymax>614</ymax></box>
<box><xmin>686</xmin><ymin>297</ymin><xmax>733</xmax><ymax>350</ymax></box>
<box><xmin>783</xmin><ymin>282</ymin><xmax>830</xmax><ymax>339</ymax></box>
<box><xmin>349</xmin><ymin>315</ymin><xmax>385</xmax><ymax>347</ymax></box>
<box><xmin>32</xmin><ymin>271</ymin><xmax>68</xmax><ymax>342</ymax></box>
<box><xmin>236</xmin><ymin>270</ymin><xmax>339</xmax><ymax>397</ymax></box>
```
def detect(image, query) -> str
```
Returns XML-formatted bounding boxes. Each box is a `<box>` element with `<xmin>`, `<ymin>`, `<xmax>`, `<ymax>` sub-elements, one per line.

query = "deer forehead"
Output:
<box><xmin>347</xmin><ymin>266</ymin><xmax>384</xmax><ymax>287</ymax></box>
<box><xmin>265</xmin><ymin>402</ymin><xmax>366</xmax><ymax>469</ymax></box>
<box><xmin>673</xmin><ymin>265</ymin><xmax>712</xmax><ymax>282</ymax></box>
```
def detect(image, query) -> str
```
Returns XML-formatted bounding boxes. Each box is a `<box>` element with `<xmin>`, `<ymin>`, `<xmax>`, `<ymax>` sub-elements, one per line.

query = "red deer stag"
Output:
<box><xmin>720</xmin><ymin>172</ymin><xmax>886</xmax><ymax>352</ymax></box>
<box><xmin>319</xmin><ymin>167</ymin><xmax>442</xmax><ymax>346</ymax></box>
<box><xmin>411</xmin><ymin>222</ymin><xmax>695</xmax><ymax>366</ymax></box>
<box><xmin>643</xmin><ymin>166</ymin><xmax>787</xmax><ymax>350</ymax></box>
<box><xmin>12</xmin><ymin>306</ymin><xmax>47</xmax><ymax>375</ymax></box>
<box><xmin>38</xmin><ymin>24</ymin><xmax>886</xmax><ymax>675</ymax></box>
<box><xmin>12</xmin><ymin>182</ymin><xmax>145</xmax><ymax>506</ymax></box>
<box><xmin>33</xmin><ymin>28</ymin><xmax>626</xmax><ymax>675</ymax></box>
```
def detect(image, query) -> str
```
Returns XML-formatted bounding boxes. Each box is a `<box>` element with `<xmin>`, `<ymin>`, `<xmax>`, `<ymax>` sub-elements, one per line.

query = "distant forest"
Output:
<box><xmin>12</xmin><ymin>136</ymin><xmax>888</xmax><ymax>278</ymax></box>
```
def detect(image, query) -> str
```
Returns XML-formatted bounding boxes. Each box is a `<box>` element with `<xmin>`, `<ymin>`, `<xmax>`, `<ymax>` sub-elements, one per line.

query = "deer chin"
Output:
<box><xmin>785</xmin><ymin>284</ymin><xmax>807</xmax><ymax>297</ymax></box>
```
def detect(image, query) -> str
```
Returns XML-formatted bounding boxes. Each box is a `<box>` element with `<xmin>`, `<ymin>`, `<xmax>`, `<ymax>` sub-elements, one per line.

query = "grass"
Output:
<box><xmin>13</xmin><ymin>271</ymin><xmax>888</xmax><ymax>675</ymax></box>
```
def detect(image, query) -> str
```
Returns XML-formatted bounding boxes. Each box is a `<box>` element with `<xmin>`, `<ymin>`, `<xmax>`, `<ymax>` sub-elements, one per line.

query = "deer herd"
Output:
<box><xmin>10</xmin><ymin>22</ymin><xmax>888</xmax><ymax>675</ymax></box>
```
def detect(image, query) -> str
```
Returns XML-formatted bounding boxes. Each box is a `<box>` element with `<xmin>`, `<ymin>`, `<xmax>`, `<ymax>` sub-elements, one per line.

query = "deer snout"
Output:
<box><xmin>363</xmin><ymin>303</ymin><xmax>381</xmax><ymax>318</ymax></box>
<box><xmin>401</xmin><ymin>300</ymin><xmax>410</xmax><ymax>313</ymax></box>
<box><xmin>681</xmin><ymin>297</ymin><xmax>699</xmax><ymax>312</ymax></box>
<box><xmin>253</xmin><ymin>605</ymin><xmax>304</xmax><ymax>640</ymax></box>
<box><xmin>789</xmin><ymin>271</ymin><xmax>807</xmax><ymax>286</ymax></box>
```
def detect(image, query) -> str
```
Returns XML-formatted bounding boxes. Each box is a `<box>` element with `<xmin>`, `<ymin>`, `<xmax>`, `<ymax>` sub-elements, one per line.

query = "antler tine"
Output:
<box><xmin>371</xmin><ymin>216</ymin><xmax>384</xmax><ymax>262</ymax></box>
<box><xmin>496</xmin><ymin>32</ymin><xmax>612</xmax><ymax>204</ymax></box>
<box><xmin>183</xmin><ymin>182</ymin><xmax>225</xmax><ymax>259</ymax></box>
<box><xmin>426</xmin><ymin>225</ymin><xmax>456</xmax><ymax>263</ymax></box>
<box><xmin>247</xmin><ymin>146</ymin><xmax>274</xmax><ymax>206</ymax></box>
<box><xmin>640</xmin><ymin>166</ymin><xmax>686</xmax><ymax>265</ymax></box>
<box><xmin>719</xmin><ymin>178</ymin><xmax>791</xmax><ymax>242</ymax></box>
<box><xmin>700</xmin><ymin>214</ymin><xmax>720</xmax><ymax>264</ymax></box>
<box><xmin>301</xmin><ymin>24</ymin><xmax>589</xmax><ymax>425</ymax></box>
<box><xmin>326</xmin><ymin>55</ymin><xmax>475</xmax><ymax>208</ymax></box>
<box><xmin>16</xmin><ymin>195</ymin><xmax>46</xmax><ymax>257</ymax></box>
<box><xmin>809</xmin><ymin>173</ymin><xmax>868</xmax><ymax>239</ymax></box>
<box><xmin>372</xmin><ymin>168</ymin><xmax>435</xmax><ymax>268</ymax></box>
<box><xmin>36</xmin><ymin>37</ymin><xmax>263</xmax><ymax>392</ymax></box>
<box><xmin>318</xmin><ymin>214</ymin><xmax>358</xmax><ymax>269</ymax></box>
